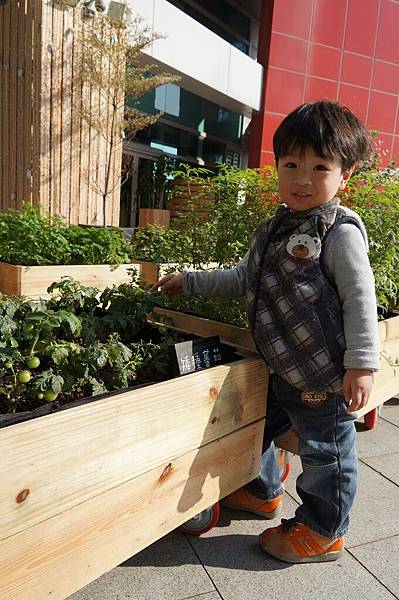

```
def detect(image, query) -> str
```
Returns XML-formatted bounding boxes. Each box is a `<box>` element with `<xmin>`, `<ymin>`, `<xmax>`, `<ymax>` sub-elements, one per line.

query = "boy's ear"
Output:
<box><xmin>339</xmin><ymin>167</ymin><xmax>354</xmax><ymax>189</ymax></box>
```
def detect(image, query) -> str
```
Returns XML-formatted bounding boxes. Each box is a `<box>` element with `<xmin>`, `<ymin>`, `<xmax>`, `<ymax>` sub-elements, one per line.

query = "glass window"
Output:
<box><xmin>166</xmin><ymin>0</ymin><xmax>250</xmax><ymax>55</ymax></box>
<box><xmin>136</xmin><ymin>122</ymin><xmax>200</xmax><ymax>159</ymax></box>
<box><xmin>133</xmin><ymin>86</ymin><xmax>243</xmax><ymax>145</ymax></box>
<box><xmin>155</xmin><ymin>84</ymin><xmax>181</xmax><ymax>117</ymax></box>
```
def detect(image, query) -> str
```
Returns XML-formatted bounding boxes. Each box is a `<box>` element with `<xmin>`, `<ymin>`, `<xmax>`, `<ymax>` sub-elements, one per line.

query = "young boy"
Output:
<box><xmin>155</xmin><ymin>101</ymin><xmax>380</xmax><ymax>564</ymax></box>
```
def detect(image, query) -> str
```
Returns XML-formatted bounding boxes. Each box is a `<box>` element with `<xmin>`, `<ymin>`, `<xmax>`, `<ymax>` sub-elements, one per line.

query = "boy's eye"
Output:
<box><xmin>314</xmin><ymin>164</ymin><xmax>328</xmax><ymax>171</ymax></box>
<box><xmin>284</xmin><ymin>162</ymin><xmax>297</xmax><ymax>168</ymax></box>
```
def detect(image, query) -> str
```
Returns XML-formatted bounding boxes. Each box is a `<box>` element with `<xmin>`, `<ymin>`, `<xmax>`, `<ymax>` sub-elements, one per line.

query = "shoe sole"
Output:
<box><xmin>220</xmin><ymin>500</ymin><xmax>282</xmax><ymax>519</ymax></box>
<box><xmin>259</xmin><ymin>535</ymin><xmax>344</xmax><ymax>563</ymax></box>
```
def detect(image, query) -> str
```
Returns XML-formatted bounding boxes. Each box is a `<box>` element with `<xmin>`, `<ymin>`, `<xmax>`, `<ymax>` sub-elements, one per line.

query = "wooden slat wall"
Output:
<box><xmin>0</xmin><ymin>0</ymin><xmax>122</xmax><ymax>225</ymax></box>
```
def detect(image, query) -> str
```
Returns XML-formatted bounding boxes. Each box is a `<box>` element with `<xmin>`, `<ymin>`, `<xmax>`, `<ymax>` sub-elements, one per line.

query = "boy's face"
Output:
<box><xmin>277</xmin><ymin>148</ymin><xmax>352</xmax><ymax>212</ymax></box>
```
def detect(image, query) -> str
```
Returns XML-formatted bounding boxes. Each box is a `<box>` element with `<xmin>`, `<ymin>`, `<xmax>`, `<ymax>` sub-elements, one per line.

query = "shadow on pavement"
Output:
<box><xmin>120</xmin><ymin>531</ymin><xmax>294</xmax><ymax>573</ymax></box>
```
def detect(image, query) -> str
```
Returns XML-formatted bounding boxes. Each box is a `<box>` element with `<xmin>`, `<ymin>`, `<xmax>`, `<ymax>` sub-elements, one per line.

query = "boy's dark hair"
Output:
<box><xmin>273</xmin><ymin>100</ymin><xmax>371</xmax><ymax>171</ymax></box>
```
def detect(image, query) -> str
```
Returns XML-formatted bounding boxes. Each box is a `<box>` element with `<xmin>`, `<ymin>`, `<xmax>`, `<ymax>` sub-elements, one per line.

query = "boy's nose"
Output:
<box><xmin>294</xmin><ymin>172</ymin><xmax>312</xmax><ymax>185</ymax></box>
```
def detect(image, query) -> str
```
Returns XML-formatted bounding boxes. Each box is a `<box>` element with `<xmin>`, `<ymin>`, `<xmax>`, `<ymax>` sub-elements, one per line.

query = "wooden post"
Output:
<box><xmin>0</xmin><ymin>0</ymin><xmax>122</xmax><ymax>225</ymax></box>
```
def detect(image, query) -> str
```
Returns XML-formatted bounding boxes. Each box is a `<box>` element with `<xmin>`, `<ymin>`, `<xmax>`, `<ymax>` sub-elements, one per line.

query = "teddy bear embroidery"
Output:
<box><xmin>286</xmin><ymin>234</ymin><xmax>321</xmax><ymax>260</ymax></box>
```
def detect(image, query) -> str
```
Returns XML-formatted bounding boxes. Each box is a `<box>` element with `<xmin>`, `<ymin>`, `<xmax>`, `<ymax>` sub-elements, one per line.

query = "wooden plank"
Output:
<box><xmin>87</xmin><ymin>26</ymin><xmax>101</xmax><ymax>226</ymax></box>
<box><xmin>96</xmin><ymin>24</ymin><xmax>107</xmax><ymax>227</ymax></box>
<box><xmin>0</xmin><ymin>356</ymin><xmax>267</xmax><ymax>540</ymax></box>
<box><xmin>135</xmin><ymin>261</ymin><xmax>221</xmax><ymax>286</ymax></box>
<box><xmin>0</xmin><ymin>262</ymin><xmax>22</xmax><ymax>295</ymax></box>
<box><xmin>68</xmin><ymin>4</ymin><xmax>82</xmax><ymax>224</ymax></box>
<box><xmin>0</xmin><ymin>420</ymin><xmax>264</xmax><ymax>600</ymax></box>
<box><xmin>36</xmin><ymin>0</ymin><xmax>51</xmax><ymax>212</ymax></box>
<box><xmin>50</xmin><ymin>3</ymin><xmax>63</xmax><ymax>218</ymax></box>
<box><xmin>0</xmin><ymin>261</ymin><xmax>142</xmax><ymax>298</ymax></box>
<box><xmin>138</xmin><ymin>208</ymin><xmax>171</xmax><ymax>228</ymax></box>
<box><xmin>78</xmin><ymin>20</ymin><xmax>90</xmax><ymax>224</ymax></box>
<box><xmin>1</xmin><ymin>1</ymin><xmax>10</xmax><ymax>210</ymax></box>
<box><xmin>154</xmin><ymin>307</ymin><xmax>256</xmax><ymax>352</ymax></box>
<box><xmin>0</xmin><ymin>3</ymin><xmax>3</xmax><ymax>209</ymax></box>
<box><xmin>110</xmin><ymin>129</ymin><xmax>122</xmax><ymax>225</ymax></box>
<box><xmin>23</xmin><ymin>0</ymin><xmax>33</xmax><ymax>205</ymax></box>
<box><xmin>8</xmin><ymin>0</ymin><xmax>18</xmax><ymax>210</ymax></box>
<box><xmin>107</xmin><ymin>27</ymin><xmax>124</xmax><ymax>226</ymax></box>
<box><xmin>60</xmin><ymin>4</ymin><xmax>74</xmax><ymax>222</ymax></box>
<box><xmin>16</xmin><ymin>0</ymin><xmax>26</xmax><ymax>206</ymax></box>
<box><xmin>136</xmin><ymin>259</ymin><xmax>159</xmax><ymax>285</ymax></box>
<box><xmin>385</xmin><ymin>314</ymin><xmax>399</xmax><ymax>342</ymax></box>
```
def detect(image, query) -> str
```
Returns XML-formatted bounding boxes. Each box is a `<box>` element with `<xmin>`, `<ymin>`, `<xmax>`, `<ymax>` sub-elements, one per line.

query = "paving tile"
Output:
<box><xmin>68</xmin><ymin>531</ymin><xmax>215</xmax><ymax>600</ymax></box>
<box><xmin>189</xmin><ymin>496</ymin><xmax>394</xmax><ymax>600</ymax></box>
<box><xmin>346</xmin><ymin>461</ymin><xmax>399</xmax><ymax>547</ymax></box>
<box><xmin>349</xmin><ymin>535</ymin><xmax>399</xmax><ymax>597</ymax></box>
<box><xmin>361</xmin><ymin>451</ymin><xmax>399</xmax><ymax>486</ymax></box>
<box><xmin>355</xmin><ymin>417</ymin><xmax>399</xmax><ymax>459</ymax></box>
<box><xmin>380</xmin><ymin>397</ymin><xmax>399</xmax><ymax>428</ymax></box>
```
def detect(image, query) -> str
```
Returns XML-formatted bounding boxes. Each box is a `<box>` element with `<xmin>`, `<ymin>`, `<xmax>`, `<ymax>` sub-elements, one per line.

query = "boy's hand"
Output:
<box><xmin>152</xmin><ymin>272</ymin><xmax>183</xmax><ymax>296</ymax></box>
<box><xmin>343</xmin><ymin>369</ymin><xmax>374</xmax><ymax>413</ymax></box>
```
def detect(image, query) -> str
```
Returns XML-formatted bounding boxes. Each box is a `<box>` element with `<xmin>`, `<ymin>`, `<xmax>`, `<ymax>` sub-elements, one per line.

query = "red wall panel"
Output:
<box><xmin>249</xmin><ymin>0</ymin><xmax>399</xmax><ymax>168</ymax></box>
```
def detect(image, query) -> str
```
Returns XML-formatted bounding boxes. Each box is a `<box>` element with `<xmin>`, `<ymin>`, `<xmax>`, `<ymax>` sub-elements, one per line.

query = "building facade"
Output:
<box><xmin>122</xmin><ymin>0</ymin><xmax>399</xmax><ymax>226</ymax></box>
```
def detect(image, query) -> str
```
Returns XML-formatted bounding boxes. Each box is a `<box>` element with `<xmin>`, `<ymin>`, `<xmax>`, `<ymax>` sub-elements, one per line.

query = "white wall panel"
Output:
<box><xmin>127</xmin><ymin>0</ymin><xmax>263</xmax><ymax>116</ymax></box>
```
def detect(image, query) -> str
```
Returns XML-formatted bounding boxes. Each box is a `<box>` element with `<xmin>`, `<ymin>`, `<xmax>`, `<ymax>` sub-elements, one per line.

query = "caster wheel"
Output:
<box><xmin>276</xmin><ymin>448</ymin><xmax>291</xmax><ymax>483</ymax></box>
<box><xmin>364</xmin><ymin>407</ymin><xmax>378</xmax><ymax>430</ymax></box>
<box><xmin>179</xmin><ymin>502</ymin><xmax>220</xmax><ymax>536</ymax></box>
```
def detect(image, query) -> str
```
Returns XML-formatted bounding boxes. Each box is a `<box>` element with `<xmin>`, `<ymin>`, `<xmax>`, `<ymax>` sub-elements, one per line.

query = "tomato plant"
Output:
<box><xmin>0</xmin><ymin>278</ymin><xmax>181</xmax><ymax>417</ymax></box>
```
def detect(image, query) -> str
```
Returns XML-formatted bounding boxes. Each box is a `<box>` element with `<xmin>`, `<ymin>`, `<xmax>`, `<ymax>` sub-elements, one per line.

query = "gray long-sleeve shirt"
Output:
<box><xmin>182</xmin><ymin>214</ymin><xmax>380</xmax><ymax>372</ymax></box>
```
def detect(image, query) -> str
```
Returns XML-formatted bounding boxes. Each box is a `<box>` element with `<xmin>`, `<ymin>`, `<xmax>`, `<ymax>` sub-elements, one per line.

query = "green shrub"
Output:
<box><xmin>339</xmin><ymin>167</ymin><xmax>399</xmax><ymax>313</ymax></box>
<box><xmin>133</xmin><ymin>164</ymin><xmax>279</xmax><ymax>268</ymax></box>
<box><xmin>0</xmin><ymin>205</ymin><xmax>133</xmax><ymax>265</ymax></box>
<box><xmin>131</xmin><ymin>225</ymin><xmax>193</xmax><ymax>263</ymax></box>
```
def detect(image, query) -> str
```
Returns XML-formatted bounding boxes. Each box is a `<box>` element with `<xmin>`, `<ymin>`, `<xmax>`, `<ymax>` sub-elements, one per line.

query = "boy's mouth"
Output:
<box><xmin>292</xmin><ymin>192</ymin><xmax>311</xmax><ymax>198</ymax></box>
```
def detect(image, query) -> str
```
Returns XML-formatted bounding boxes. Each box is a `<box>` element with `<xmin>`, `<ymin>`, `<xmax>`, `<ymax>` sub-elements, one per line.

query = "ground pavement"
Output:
<box><xmin>70</xmin><ymin>396</ymin><xmax>399</xmax><ymax>600</ymax></box>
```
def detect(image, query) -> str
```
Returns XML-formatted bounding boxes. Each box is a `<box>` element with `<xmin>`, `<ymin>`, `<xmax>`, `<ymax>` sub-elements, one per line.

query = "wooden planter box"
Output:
<box><xmin>156</xmin><ymin>309</ymin><xmax>399</xmax><ymax>453</ymax></box>
<box><xmin>137</xmin><ymin>260</ymin><xmax>220</xmax><ymax>286</ymax></box>
<box><xmin>138</xmin><ymin>208</ymin><xmax>171</xmax><ymax>228</ymax></box>
<box><xmin>0</xmin><ymin>261</ymin><xmax>141</xmax><ymax>299</ymax></box>
<box><xmin>0</xmin><ymin>332</ymin><xmax>267</xmax><ymax>599</ymax></box>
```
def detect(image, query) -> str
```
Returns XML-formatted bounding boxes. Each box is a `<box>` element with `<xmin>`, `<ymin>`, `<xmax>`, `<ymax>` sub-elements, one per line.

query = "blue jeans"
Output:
<box><xmin>246</xmin><ymin>373</ymin><xmax>358</xmax><ymax>539</ymax></box>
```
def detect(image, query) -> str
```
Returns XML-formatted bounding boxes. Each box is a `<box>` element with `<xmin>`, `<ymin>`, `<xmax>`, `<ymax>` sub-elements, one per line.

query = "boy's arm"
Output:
<box><xmin>324</xmin><ymin>223</ymin><xmax>379</xmax><ymax>411</ymax></box>
<box><xmin>182</xmin><ymin>252</ymin><xmax>249</xmax><ymax>298</ymax></box>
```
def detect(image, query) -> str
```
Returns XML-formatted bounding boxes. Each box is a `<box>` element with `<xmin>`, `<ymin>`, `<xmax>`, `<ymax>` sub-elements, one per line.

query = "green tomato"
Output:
<box><xmin>5</xmin><ymin>361</ymin><xmax>13</xmax><ymax>369</ymax></box>
<box><xmin>44</xmin><ymin>390</ymin><xmax>58</xmax><ymax>402</ymax></box>
<box><xmin>22</xmin><ymin>322</ymin><xmax>35</xmax><ymax>334</ymax></box>
<box><xmin>37</xmin><ymin>392</ymin><xmax>44</xmax><ymax>400</ymax></box>
<box><xmin>17</xmin><ymin>370</ymin><xmax>32</xmax><ymax>383</ymax></box>
<box><xmin>26</xmin><ymin>356</ymin><xmax>40</xmax><ymax>369</ymax></box>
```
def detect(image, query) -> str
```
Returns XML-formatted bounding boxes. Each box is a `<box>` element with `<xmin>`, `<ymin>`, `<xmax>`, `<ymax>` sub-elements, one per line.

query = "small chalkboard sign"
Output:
<box><xmin>172</xmin><ymin>336</ymin><xmax>238</xmax><ymax>376</ymax></box>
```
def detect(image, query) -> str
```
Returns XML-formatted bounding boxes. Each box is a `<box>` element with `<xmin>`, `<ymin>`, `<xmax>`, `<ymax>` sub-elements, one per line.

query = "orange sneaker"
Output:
<box><xmin>221</xmin><ymin>488</ymin><xmax>282</xmax><ymax>518</ymax></box>
<box><xmin>259</xmin><ymin>518</ymin><xmax>344</xmax><ymax>563</ymax></box>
